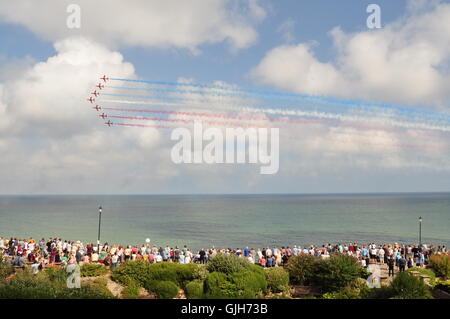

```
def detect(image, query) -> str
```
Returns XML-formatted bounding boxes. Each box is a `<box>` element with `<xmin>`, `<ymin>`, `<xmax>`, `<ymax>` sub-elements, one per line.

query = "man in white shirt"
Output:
<box><xmin>378</xmin><ymin>247</ymin><xmax>385</xmax><ymax>264</ymax></box>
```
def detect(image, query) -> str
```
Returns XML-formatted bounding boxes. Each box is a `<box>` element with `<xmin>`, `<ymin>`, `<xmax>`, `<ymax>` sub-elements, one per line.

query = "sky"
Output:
<box><xmin>0</xmin><ymin>0</ymin><xmax>450</xmax><ymax>194</ymax></box>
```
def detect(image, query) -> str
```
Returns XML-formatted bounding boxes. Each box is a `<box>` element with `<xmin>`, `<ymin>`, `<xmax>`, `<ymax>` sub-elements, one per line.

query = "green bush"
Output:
<box><xmin>0</xmin><ymin>269</ymin><xmax>114</xmax><ymax>299</ymax></box>
<box><xmin>146</xmin><ymin>280</ymin><xmax>179</xmax><ymax>299</ymax></box>
<box><xmin>45</xmin><ymin>267</ymin><xmax>67</xmax><ymax>283</ymax></box>
<box><xmin>0</xmin><ymin>263</ymin><xmax>15</xmax><ymax>279</ymax></box>
<box><xmin>81</xmin><ymin>263</ymin><xmax>108</xmax><ymax>277</ymax></box>
<box><xmin>147</xmin><ymin>263</ymin><xmax>178</xmax><ymax>283</ymax></box>
<box><xmin>112</xmin><ymin>261</ymin><xmax>202</xmax><ymax>289</ymax></box>
<box><xmin>204</xmin><ymin>272</ymin><xmax>238</xmax><ymax>299</ymax></box>
<box><xmin>207</xmin><ymin>255</ymin><xmax>251</xmax><ymax>275</ymax></box>
<box><xmin>229</xmin><ymin>268</ymin><xmax>267</xmax><ymax>298</ymax></box>
<box><xmin>363</xmin><ymin>286</ymin><xmax>395</xmax><ymax>299</ymax></box>
<box><xmin>204</xmin><ymin>266</ymin><xmax>267</xmax><ymax>299</ymax></box>
<box><xmin>86</xmin><ymin>277</ymin><xmax>115</xmax><ymax>298</ymax></box>
<box><xmin>314</xmin><ymin>255</ymin><xmax>369</xmax><ymax>293</ymax></box>
<box><xmin>286</xmin><ymin>254</ymin><xmax>318</xmax><ymax>285</ymax></box>
<box><xmin>121</xmin><ymin>278</ymin><xmax>141</xmax><ymax>299</ymax></box>
<box><xmin>389</xmin><ymin>272</ymin><xmax>433</xmax><ymax>299</ymax></box>
<box><xmin>111</xmin><ymin>260</ymin><xmax>152</xmax><ymax>286</ymax></box>
<box><xmin>406</xmin><ymin>267</ymin><xmax>436</xmax><ymax>286</ymax></box>
<box><xmin>148</xmin><ymin>263</ymin><xmax>200</xmax><ymax>286</ymax></box>
<box><xmin>265</xmin><ymin>267</ymin><xmax>289</xmax><ymax>293</ymax></box>
<box><xmin>185</xmin><ymin>280</ymin><xmax>204</xmax><ymax>299</ymax></box>
<box><xmin>192</xmin><ymin>264</ymin><xmax>208</xmax><ymax>281</ymax></box>
<box><xmin>322</xmin><ymin>286</ymin><xmax>361</xmax><ymax>299</ymax></box>
<box><xmin>429</xmin><ymin>254</ymin><xmax>450</xmax><ymax>279</ymax></box>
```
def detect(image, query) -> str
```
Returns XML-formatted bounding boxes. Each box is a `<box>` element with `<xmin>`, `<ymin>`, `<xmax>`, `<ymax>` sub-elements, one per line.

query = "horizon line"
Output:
<box><xmin>1</xmin><ymin>191</ymin><xmax>450</xmax><ymax>196</ymax></box>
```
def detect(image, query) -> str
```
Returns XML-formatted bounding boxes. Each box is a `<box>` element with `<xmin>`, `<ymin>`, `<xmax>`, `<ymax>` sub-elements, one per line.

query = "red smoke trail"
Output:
<box><xmin>110</xmin><ymin>115</ymin><xmax>191</xmax><ymax>124</ymax></box>
<box><xmin>109</xmin><ymin>115</ymin><xmax>268</xmax><ymax>128</ymax></box>
<box><xmin>115</xmin><ymin>123</ymin><xmax>173</xmax><ymax>129</ymax></box>
<box><xmin>104</xmin><ymin>106</ymin><xmax>449</xmax><ymax>138</ymax></box>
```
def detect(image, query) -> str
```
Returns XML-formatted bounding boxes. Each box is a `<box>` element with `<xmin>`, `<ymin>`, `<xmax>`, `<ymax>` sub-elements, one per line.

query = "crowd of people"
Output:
<box><xmin>0</xmin><ymin>236</ymin><xmax>447</xmax><ymax>276</ymax></box>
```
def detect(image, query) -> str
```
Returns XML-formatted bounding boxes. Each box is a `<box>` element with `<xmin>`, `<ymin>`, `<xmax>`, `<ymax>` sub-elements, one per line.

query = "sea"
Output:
<box><xmin>0</xmin><ymin>193</ymin><xmax>449</xmax><ymax>250</ymax></box>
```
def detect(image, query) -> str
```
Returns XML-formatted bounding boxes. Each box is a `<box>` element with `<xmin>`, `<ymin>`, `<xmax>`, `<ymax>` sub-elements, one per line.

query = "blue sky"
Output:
<box><xmin>0</xmin><ymin>0</ymin><xmax>450</xmax><ymax>194</ymax></box>
<box><xmin>1</xmin><ymin>0</ymin><xmax>410</xmax><ymax>86</ymax></box>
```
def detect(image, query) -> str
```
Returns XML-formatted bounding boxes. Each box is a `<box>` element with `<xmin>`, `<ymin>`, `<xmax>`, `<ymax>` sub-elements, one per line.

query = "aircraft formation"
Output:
<box><xmin>87</xmin><ymin>75</ymin><xmax>112</xmax><ymax>127</ymax></box>
<box><xmin>84</xmin><ymin>74</ymin><xmax>450</xmax><ymax>151</ymax></box>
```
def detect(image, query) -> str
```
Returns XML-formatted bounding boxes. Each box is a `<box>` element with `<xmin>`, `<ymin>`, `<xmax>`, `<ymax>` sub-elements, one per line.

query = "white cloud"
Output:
<box><xmin>2</xmin><ymin>37</ymin><xmax>135</xmax><ymax>136</ymax></box>
<box><xmin>251</xmin><ymin>1</ymin><xmax>450</xmax><ymax>109</ymax></box>
<box><xmin>2</xmin><ymin>2</ymin><xmax>450</xmax><ymax>194</ymax></box>
<box><xmin>0</xmin><ymin>0</ymin><xmax>266</xmax><ymax>52</ymax></box>
<box><xmin>277</xmin><ymin>18</ymin><xmax>296</xmax><ymax>43</ymax></box>
<box><xmin>0</xmin><ymin>37</ymin><xmax>180</xmax><ymax>193</ymax></box>
<box><xmin>248</xmin><ymin>1</ymin><xmax>450</xmax><ymax>181</ymax></box>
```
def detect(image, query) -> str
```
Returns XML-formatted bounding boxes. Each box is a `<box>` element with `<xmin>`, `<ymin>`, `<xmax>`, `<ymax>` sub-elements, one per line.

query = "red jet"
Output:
<box><xmin>87</xmin><ymin>97</ymin><xmax>95</xmax><ymax>103</ymax></box>
<box><xmin>99</xmin><ymin>113</ymin><xmax>107</xmax><ymax>119</ymax></box>
<box><xmin>105</xmin><ymin>120</ymin><xmax>113</xmax><ymax>127</ymax></box>
<box><xmin>100</xmin><ymin>75</ymin><xmax>109</xmax><ymax>82</ymax></box>
<box><xmin>96</xmin><ymin>83</ymin><xmax>105</xmax><ymax>90</ymax></box>
<box><xmin>91</xmin><ymin>90</ymin><xmax>100</xmax><ymax>97</ymax></box>
<box><xmin>93</xmin><ymin>105</ymin><xmax>101</xmax><ymax>111</ymax></box>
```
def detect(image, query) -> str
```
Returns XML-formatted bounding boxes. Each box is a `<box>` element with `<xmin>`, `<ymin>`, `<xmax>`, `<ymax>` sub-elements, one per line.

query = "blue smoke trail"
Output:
<box><xmin>110</xmin><ymin>78</ymin><xmax>450</xmax><ymax>123</ymax></box>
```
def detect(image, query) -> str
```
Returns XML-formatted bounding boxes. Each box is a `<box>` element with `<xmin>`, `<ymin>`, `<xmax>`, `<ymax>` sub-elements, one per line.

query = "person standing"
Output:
<box><xmin>398</xmin><ymin>256</ymin><xmax>406</xmax><ymax>272</ymax></box>
<box><xmin>388</xmin><ymin>257</ymin><xmax>395</xmax><ymax>277</ymax></box>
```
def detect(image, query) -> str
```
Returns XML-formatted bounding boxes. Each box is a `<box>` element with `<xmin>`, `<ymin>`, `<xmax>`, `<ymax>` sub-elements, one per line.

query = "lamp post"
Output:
<box><xmin>418</xmin><ymin>216</ymin><xmax>422</xmax><ymax>250</ymax></box>
<box><xmin>97</xmin><ymin>206</ymin><xmax>102</xmax><ymax>253</ymax></box>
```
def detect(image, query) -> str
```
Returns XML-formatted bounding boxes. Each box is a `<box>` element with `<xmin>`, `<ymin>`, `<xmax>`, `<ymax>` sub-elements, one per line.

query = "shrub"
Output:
<box><xmin>147</xmin><ymin>263</ymin><xmax>178</xmax><ymax>283</ymax></box>
<box><xmin>85</xmin><ymin>278</ymin><xmax>115</xmax><ymax>298</ymax></box>
<box><xmin>207</xmin><ymin>255</ymin><xmax>251</xmax><ymax>275</ymax></box>
<box><xmin>146</xmin><ymin>280</ymin><xmax>179</xmax><ymax>299</ymax></box>
<box><xmin>121</xmin><ymin>279</ymin><xmax>141</xmax><ymax>299</ymax></box>
<box><xmin>175</xmin><ymin>263</ymin><xmax>200</xmax><ymax>282</ymax></box>
<box><xmin>389</xmin><ymin>272</ymin><xmax>432</xmax><ymax>299</ymax></box>
<box><xmin>363</xmin><ymin>286</ymin><xmax>395</xmax><ymax>299</ymax></box>
<box><xmin>204</xmin><ymin>267</ymin><xmax>267</xmax><ymax>299</ymax></box>
<box><xmin>0</xmin><ymin>263</ymin><xmax>15</xmax><ymax>279</ymax></box>
<box><xmin>185</xmin><ymin>280</ymin><xmax>204</xmax><ymax>299</ymax></box>
<box><xmin>111</xmin><ymin>260</ymin><xmax>152</xmax><ymax>286</ymax></box>
<box><xmin>429</xmin><ymin>254</ymin><xmax>450</xmax><ymax>279</ymax></box>
<box><xmin>192</xmin><ymin>264</ymin><xmax>208</xmax><ymax>281</ymax></box>
<box><xmin>148</xmin><ymin>263</ymin><xmax>199</xmax><ymax>286</ymax></box>
<box><xmin>45</xmin><ymin>266</ymin><xmax>67</xmax><ymax>284</ymax></box>
<box><xmin>406</xmin><ymin>267</ymin><xmax>436</xmax><ymax>286</ymax></box>
<box><xmin>322</xmin><ymin>286</ymin><xmax>361</xmax><ymax>299</ymax></box>
<box><xmin>0</xmin><ymin>269</ymin><xmax>114</xmax><ymax>299</ymax></box>
<box><xmin>112</xmin><ymin>261</ymin><xmax>203</xmax><ymax>291</ymax></box>
<box><xmin>265</xmin><ymin>267</ymin><xmax>289</xmax><ymax>293</ymax></box>
<box><xmin>314</xmin><ymin>255</ymin><xmax>368</xmax><ymax>293</ymax></box>
<box><xmin>81</xmin><ymin>263</ymin><xmax>108</xmax><ymax>277</ymax></box>
<box><xmin>204</xmin><ymin>272</ymin><xmax>238</xmax><ymax>299</ymax></box>
<box><xmin>286</xmin><ymin>254</ymin><xmax>318</xmax><ymax>285</ymax></box>
<box><xmin>229</xmin><ymin>266</ymin><xmax>267</xmax><ymax>298</ymax></box>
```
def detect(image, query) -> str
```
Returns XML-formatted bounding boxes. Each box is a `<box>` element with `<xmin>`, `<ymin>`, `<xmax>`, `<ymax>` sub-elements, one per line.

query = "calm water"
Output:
<box><xmin>0</xmin><ymin>193</ymin><xmax>449</xmax><ymax>250</ymax></box>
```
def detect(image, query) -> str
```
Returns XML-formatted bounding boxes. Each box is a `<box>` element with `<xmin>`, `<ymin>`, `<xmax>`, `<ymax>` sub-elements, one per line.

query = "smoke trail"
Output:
<box><xmin>99</xmin><ymin>98</ymin><xmax>450</xmax><ymax>133</ymax></box>
<box><xmin>110</xmin><ymin>78</ymin><xmax>450</xmax><ymax>123</ymax></box>
<box><xmin>115</xmin><ymin>123</ymin><xmax>173</xmax><ymax>129</ymax></box>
